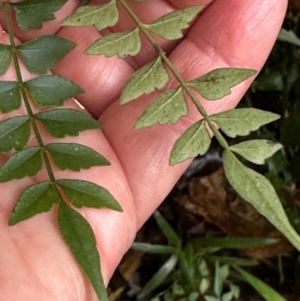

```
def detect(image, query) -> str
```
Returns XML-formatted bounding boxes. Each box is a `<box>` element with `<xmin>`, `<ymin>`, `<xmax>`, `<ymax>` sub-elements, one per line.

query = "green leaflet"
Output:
<box><xmin>58</xmin><ymin>201</ymin><xmax>109</xmax><ymax>301</ymax></box>
<box><xmin>12</xmin><ymin>0</ymin><xmax>68</xmax><ymax>31</ymax></box>
<box><xmin>61</xmin><ymin>0</ymin><xmax>119</xmax><ymax>31</ymax></box>
<box><xmin>9</xmin><ymin>181</ymin><xmax>61</xmax><ymax>225</ymax></box>
<box><xmin>223</xmin><ymin>150</ymin><xmax>300</xmax><ymax>251</ymax></box>
<box><xmin>35</xmin><ymin>109</ymin><xmax>100</xmax><ymax>138</ymax></box>
<box><xmin>0</xmin><ymin>147</ymin><xmax>42</xmax><ymax>182</ymax></box>
<box><xmin>233</xmin><ymin>266</ymin><xmax>287</xmax><ymax>301</ymax></box>
<box><xmin>57</xmin><ymin>179</ymin><xmax>122</xmax><ymax>211</ymax></box>
<box><xmin>17</xmin><ymin>35</ymin><xmax>75</xmax><ymax>74</ymax></box>
<box><xmin>120</xmin><ymin>57</ymin><xmax>169</xmax><ymax>104</ymax></box>
<box><xmin>187</xmin><ymin>68</ymin><xmax>256</xmax><ymax>101</ymax></box>
<box><xmin>0</xmin><ymin>81</ymin><xmax>21</xmax><ymax>113</ymax></box>
<box><xmin>45</xmin><ymin>143</ymin><xmax>110</xmax><ymax>171</ymax></box>
<box><xmin>85</xmin><ymin>28</ymin><xmax>141</xmax><ymax>58</ymax></box>
<box><xmin>24</xmin><ymin>75</ymin><xmax>84</xmax><ymax>108</ymax></box>
<box><xmin>229</xmin><ymin>140</ymin><xmax>282</xmax><ymax>165</ymax></box>
<box><xmin>0</xmin><ymin>44</ymin><xmax>12</xmax><ymax>75</ymax></box>
<box><xmin>145</xmin><ymin>6</ymin><xmax>204</xmax><ymax>40</ymax></box>
<box><xmin>135</xmin><ymin>87</ymin><xmax>188</xmax><ymax>128</ymax></box>
<box><xmin>170</xmin><ymin>120</ymin><xmax>211</xmax><ymax>165</ymax></box>
<box><xmin>210</xmin><ymin>108</ymin><xmax>280</xmax><ymax>138</ymax></box>
<box><xmin>0</xmin><ymin>116</ymin><xmax>30</xmax><ymax>152</ymax></box>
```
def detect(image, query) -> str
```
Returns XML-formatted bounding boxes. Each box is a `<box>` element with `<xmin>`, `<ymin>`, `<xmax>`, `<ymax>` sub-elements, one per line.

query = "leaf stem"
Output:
<box><xmin>5</xmin><ymin>3</ymin><xmax>56</xmax><ymax>182</ymax></box>
<box><xmin>118</xmin><ymin>0</ymin><xmax>229</xmax><ymax>149</ymax></box>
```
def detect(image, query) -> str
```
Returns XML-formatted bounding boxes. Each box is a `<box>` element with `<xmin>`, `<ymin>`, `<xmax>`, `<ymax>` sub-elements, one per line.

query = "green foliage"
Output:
<box><xmin>144</xmin><ymin>6</ymin><xmax>204</xmax><ymax>40</ymax></box>
<box><xmin>133</xmin><ymin>211</ymin><xmax>282</xmax><ymax>301</ymax></box>
<box><xmin>120</xmin><ymin>57</ymin><xmax>169</xmax><ymax>104</ymax></box>
<box><xmin>85</xmin><ymin>28</ymin><xmax>142</xmax><ymax>58</ymax></box>
<box><xmin>12</xmin><ymin>0</ymin><xmax>68</xmax><ymax>31</ymax></box>
<box><xmin>17</xmin><ymin>36</ymin><xmax>75</xmax><ymax>74</ymax></box>
<box><xmin>0</xmin><ymin>1</ymin><xmax>123</xmax><ymax>300</ymax></box>
<box><xmin>58</xmin><ymin>201</ymin><xmax>108</xmax><ymax>300</ymax></box>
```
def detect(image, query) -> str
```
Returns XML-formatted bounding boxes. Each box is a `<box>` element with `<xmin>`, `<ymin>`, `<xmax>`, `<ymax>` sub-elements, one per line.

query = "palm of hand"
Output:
<box><xmin>0</xmin><ymin>0</ymin><xmax>287</xmax><ymax>300</ymax></box>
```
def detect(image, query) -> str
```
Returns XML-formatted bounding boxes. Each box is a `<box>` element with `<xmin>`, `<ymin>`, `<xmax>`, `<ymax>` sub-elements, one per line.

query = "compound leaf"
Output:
<box><xmin>230</xmin><ymin>139</ymin><xmax>282</xmax><ymax>165</ymax></box>
<box><xmin>145</xmin><ymin>6</ymin><xmax>204</xmax><ymax>40</ymax></box>
<box><xmin>135</xmin><ymin>87</ymin><xmax>187</xmax><ymax>128</ymax></box>
<box><xmin>61</xmin><ymin>0</ymin><xmax>119</xmax><ymax>31</ymax></box>
<box><xmin>35</xmin><ymin>109</ymin><xmax>100</xmax><ymax>138</ymax></box>
<box><xmin>0</xmin><ymin>44</ymin><xmax>12</xmax><ymax>75</ymax></box>
<box><xmin>170</xmin><ymin>120</ymin><xmax>211</xmax><ymax>165</ymax></box>
<box><xmin>85</xmin><ymin>28</ymin><xmax>141</xmax><ymax>58</ymax></box>
<box><xmin>9</xmin><ymin>181</ymin><xmax>61</xmax><ymax>225</ymax></box>
<box><xmin>58</xmin><ymin>201</ymin><xmax>109</xmax><ymax>301</ymax></box>
<box><xmin>57</xmin><ymin>179</ymin><xmax>122</xmax><ymax>211</ymax></box>
<box><xmin>24</xmin><ymin>75</ymin><xmax>84</xmax><ymax>108</ymax></box>
<box><xmin>46</xmin><ymin>143</ymin><xmax>109</xmax><ymax>171</ymax></box>
<box><xmin>233</xmin><ymin>266</ymin><xmax>287</xmax><ymax>301</ymax></box>
<box><xmin>0</xmin><ymin>81</ymin><xmax>21</xmax><ymax>113</ymax></box>
<box><xmin>12</xmin><ymin>0</ymin><xmax>68</xmax><ymax>31</ymax></box>
<box><xmin>210</xmin><ymin>108</ymin><xmax>280</xmax><ymax>138</ymax></box>
<box><xmin>17</xmin><ymin>35</ymin><xmax>75</xmax><ymax>74</ymax></box>
<box><xmin>188</xmin><ymin>68</ymin><xmax>256</xmax><ymax>100</ymax></box>
<box><xmin>0</xmin><ymin>147</ymin><xmax>42</xmax><ymax>182</ymax></box>
<box><xmin>223</xmin><ymin>150</ymin><xmax>300</xmax><ymax>251</ymax></box>
<box><xmin>0</xmin><ymin>116</ymin><xmax>30</xmax><ymax>152</ymax></box>
<box><xmin>120</xmin><ymin>57</ymin><xmax>169</xmax><ymax>104</ymax></box>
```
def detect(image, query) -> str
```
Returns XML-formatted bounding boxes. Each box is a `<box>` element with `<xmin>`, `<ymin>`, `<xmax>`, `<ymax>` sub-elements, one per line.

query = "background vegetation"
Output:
<box><xmin>107</xmin><ymin>3</ymin><xmax>300</xmax><ymax>301</ymax></box>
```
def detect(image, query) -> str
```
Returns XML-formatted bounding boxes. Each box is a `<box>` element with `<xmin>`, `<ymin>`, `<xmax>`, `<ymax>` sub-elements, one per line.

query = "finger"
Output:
<box><xmin>100</xmin><ymin>0</ymin><xmax>288</xmax><ymax>230</ymax></box>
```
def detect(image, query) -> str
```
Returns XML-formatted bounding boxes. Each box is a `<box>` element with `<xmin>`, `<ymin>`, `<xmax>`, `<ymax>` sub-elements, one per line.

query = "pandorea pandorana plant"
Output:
<box><xmin>0</xmin><ymin>0</ymin><xmax>296</xmax><ymax>300</ymax></box>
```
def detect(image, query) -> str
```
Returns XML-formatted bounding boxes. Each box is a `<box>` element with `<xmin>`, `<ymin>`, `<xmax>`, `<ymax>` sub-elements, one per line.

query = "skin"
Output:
<box><xmin>0</xmin><ymin>0</ymin><xmax>287</xmax><ymax>300</ymax></box>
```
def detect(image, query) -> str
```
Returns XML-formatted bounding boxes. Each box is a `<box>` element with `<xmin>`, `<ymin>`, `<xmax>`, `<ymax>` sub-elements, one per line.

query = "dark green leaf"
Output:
<box><xmin>188</xmin><ymin>68</ymin><xmax>256</xmax><ymax>100</ymax></box>
<box><xmin>0</xmin><ymin>147</ymin><xmax>42</xmax><ymax>182</ymax></box>
<box><xmin>9</xmin><ymin>181</ymin><xmax>61</xmax><ymax>225</ymax></box>
<box><xmin>210</xmin><ymin>108</ymin><xmax>280</xmax><ymax>138</ymax></box>
<box><xmin>135</xmin><ymin>87</ymin><xmax>187</xmax><ymax>128</ymax></box>
<box><xmin>61</xmin><ymin>0</ymin><xmax>119</xmax><ymax>31</ymax></box>
<box><xmin>46</xmin><ymin>143</ymin><xmax>109</xmax><ymax>171</ymax></box>
<box><xmin>137</xmin><ymin>255</ymin><xmax>178</xmax><ymax>300</ymax></box>
<box><xmin>153</xmin><ymin>211</ymin><xmax>181</xmax><ymax>248</ymax></box>
<box><xmin>192</xmin><ymin>237</ymin><xmax>278</xmax><ymax>249</ymax></box>
<box><xmin>170</xmin><ymin>120</ymin><xmax>211</xmax><ymax>165</ymax></box>
<box><xmin>233</xmin><ymin>266</ymin><xmax>287</xmax><ymax>301</ymax></box>
<box><xmin>85</xmin><ymin>28</ymin><xmax>141</xmax><ymax>58</ymax></box>
<box><xmin>230</xmin><ymin>140</ymin><xmax>282</xmax><ymax>165</ymax></box>
<box><xmin>0</xmin><ymin>116</ymin><xmax>30</xmax><ymax>152</ymax></box>
<box><xmin>35</xmin><ymin>109</ymin><xmax>100</xmax><ymax>138</ymax></box>
<box><xmin>145</xmin><ymin>6</ymin><xmax>204</xmax><ymax>40</ymax></box>
<box><xmin>58</xmin><ymin>201</ymin><xmax>109</xmax><ymax>301</ymax></box>
<box><xmin>0</xmin><ymin>81</ymin><xmax>21</xmax><ymax>113</ymax></box>
<box><xmin>120</xmin><ymin>57</ymin><xmax>169</xmax><ymax>104</ymax></box>
<box><xmin>13</xmin><ymin>0</ymin><xmax>68</xmax><ymax>31</ymax></box>
<box><xmin>24</xmin><ymin>75</ymin><xmax>84</xmax><ymax>107</ymax></box>
<box><xmin>0</xmin><ymin>44</ymin><xmax>12</xmax><ymax>75</ymax></box>
<box><xmin>17</xmin><ymin>35</ymin><xmax>75</xmax><ymax>74</ymax></box>
<box><xmin>131</xmin><ymin>243</ymin><xmax>176</xmax><ymax>254</ymax></box>
<box><xmin>57</xmin><ymin>179</ymin><xmax>122</xmax><ymax>211</ymax></box>
<box><xmin>223</xmin><ymin>150</ymin><xmax>300</xmax><ymax>251</ymax></box>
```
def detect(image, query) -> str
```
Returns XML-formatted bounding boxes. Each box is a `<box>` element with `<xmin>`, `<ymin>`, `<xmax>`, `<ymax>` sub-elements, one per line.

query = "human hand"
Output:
<box><xmin>0</xmin><ymin>0</ymin><xmax>287</xmax><ymax>300</ymax></box>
